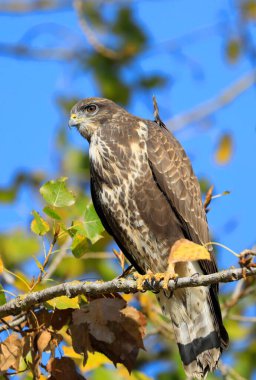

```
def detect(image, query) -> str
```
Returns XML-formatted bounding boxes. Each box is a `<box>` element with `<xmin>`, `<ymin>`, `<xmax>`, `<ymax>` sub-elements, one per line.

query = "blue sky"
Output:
<box><xmin>0</xmin><ymin>1</ymin><xmax>256</xmax><ymax>379</ymax></box>
<box><xmin>1</xmin><ymin>0</ymin><xmax>255</xmax><ymax>268</ymax></box>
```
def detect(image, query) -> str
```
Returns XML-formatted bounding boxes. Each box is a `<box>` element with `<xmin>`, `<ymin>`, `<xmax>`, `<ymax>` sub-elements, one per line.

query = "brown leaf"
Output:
<box><xmin>169</xmin><ymin>239</ymin><xmax>211</xmax><ymax>264</ymax></box>
<box><xmin>37</xmin><ymin>330</ymin><xmax>52</xmax><ymax>356</ymax></box>
<box><xmin>51</xmin><ymin>308</ymin><xmax>73</xmax><ymax>331</ymax></box>
<box><xmin>69</xmin><ymin>298</ymin><xmax>146</xmax><ymax>372</ymax></box>
<box><xmin>69</xmin><ymin>324</ymin><xmax>92</xmax><ymax>365</ymax></box>
<box><xmin>203</xmin><ymin>185</ymin><xmax>214</xmax><ymax>211</ymax></box>
<box><xmin>47</xmin><ymin>357</ymin><xmax>86</xmax><ymax>380</ymax></box>
<box><xmin>0</xmin><ymin>334</ymin><xmax>23</xmax><ymax>372</ymax></box>
<box><xmin>121</xmin><ymin>306</ymin><xmax>146</xmax><ymax>350</ymax></box>
<box><xmin>28</xmin><ymin>308</ymin><xmax>52</xmax><ymax>329</ymax></box>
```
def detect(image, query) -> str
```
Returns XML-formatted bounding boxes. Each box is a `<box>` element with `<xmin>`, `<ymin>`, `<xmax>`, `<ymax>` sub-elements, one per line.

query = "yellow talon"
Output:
<box><xmin>134</xmin><ymin>267</ymin><xmax>178</xmax><ymax>291</ymax></box>
<box><xmin>134</xmin><ymin>270</ymin><xmax>154</xmax><ymax>291</ymax></box>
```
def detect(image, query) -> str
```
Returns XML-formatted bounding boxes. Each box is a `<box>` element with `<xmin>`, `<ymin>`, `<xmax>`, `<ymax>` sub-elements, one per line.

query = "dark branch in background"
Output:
<box><xmin>0</xmin><ymin>266</ymin><xmax>256</xmax><ymax>319</ymax></box>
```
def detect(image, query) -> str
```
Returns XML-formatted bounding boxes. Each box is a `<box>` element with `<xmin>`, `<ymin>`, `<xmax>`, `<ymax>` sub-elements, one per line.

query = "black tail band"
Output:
<box><xmin>177</xmin><ymin>331</ymin><xmax>220</xmax><ymax>366</ymax></box>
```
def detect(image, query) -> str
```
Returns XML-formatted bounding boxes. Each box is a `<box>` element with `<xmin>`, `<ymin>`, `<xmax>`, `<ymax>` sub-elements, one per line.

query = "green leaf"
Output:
<box><xmin>83</xmin><ymin>203</ymin><xmax>105</xmax><ymax>244</ymax></box>
<box><xmin>0</xmin><ymin>285</ymin><xmax>6</xmax><ymax>306</ymax></box>
<box><xmin>71</xmin><ymin>233</ymin><xmax>89</xmax><ymax>258</ymax></box>
<box><xmin>40</xmin><ymin>177</ymin><xmax>75</xmax><ymax>208</ymax></box>
<box><xmin>43</xmin><ymin>206</ymin><xmax>62</xmax><ymax>220</ymax></box>
<box><xmin>46</xmin><ymin>295</ymin><xmax>79</xmax><ymax>310</ymax></box>
<box><xmin>31</xmin><ymin>211</ymin><xmax>50</xmax><ymax>236</ymax></box>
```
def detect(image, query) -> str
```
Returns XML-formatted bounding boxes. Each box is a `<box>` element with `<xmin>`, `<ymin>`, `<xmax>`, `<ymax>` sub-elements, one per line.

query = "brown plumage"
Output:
<box><xmin>69</xmin><ymin>97</ymin><xmax>229</xmax><ymax>379</ymax></box>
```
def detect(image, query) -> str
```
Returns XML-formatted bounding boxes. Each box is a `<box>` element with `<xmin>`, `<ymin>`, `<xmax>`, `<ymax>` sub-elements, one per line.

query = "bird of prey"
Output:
<box><xmin>69</xmin><ymin>97</ymin><xmax>229</xmax><ymax>379</ymax></box>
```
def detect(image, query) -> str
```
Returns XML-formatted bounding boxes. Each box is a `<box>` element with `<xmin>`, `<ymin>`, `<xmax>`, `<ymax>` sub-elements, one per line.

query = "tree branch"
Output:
<box><xmin>0</xmin><ymin>266</ymin><xmax>256</xmax><ymax>319</ymax></box>
<box><xmin>0</xmin><ymin>1</ymin><xmax>71</xmax><ymax>14</ymax></box>
<box><xmin>0</xmin><ymin>42</ymin><xmax>81</xmax><ymax>61</ymax></box>
<box><xmin>168</xmin><ymin>70</ymin><xmax>256</xmax><ymax>131</ymax></box>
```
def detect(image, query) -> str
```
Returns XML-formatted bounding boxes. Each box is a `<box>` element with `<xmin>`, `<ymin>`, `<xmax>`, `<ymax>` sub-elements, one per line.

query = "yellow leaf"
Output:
<box><xmin>62</xmin><ymin>346</ymin><xmax>82</xmax><ymax>360</ymax></box>
<box><xmin>63</xmin><ymin>348</ymin><xmax>111</xmax><ymax>373</ymax></box>
<box><xmin>226</xmin><ymin>39</ymin><xmax>241</xmax><ymax>63</ymax></box>
<box><xmin>169</xmin><ymin>239</ymin><xmax>211</xmax><ymax>264</ymax></box>
<box><xmin>242</xmin><ymin>1</ymin><xmax>256</xmax><ymax>19</ymax></box>
<box><xmin>84</xmin><ymin>352</ymin><xmax>112</xmax><ymax>372</ymax></box>
<box><xmin>31</xmin><ymin>211</ymin><xmax>50</xmax><ymax>236</ymax></box>
<box><xmin>215</xmin><ymin>134</ymin><xmax>233</xmax><ymax>165</ymax></box>
<box><xmin>46</xmin><ymin>296</ymin><xmax>79</xmax><ymax>310</ymax></box>
<box><xmin>0</xmin><ymin>257</ymin><xmax>4</xmax><ymax>274</ymax></box>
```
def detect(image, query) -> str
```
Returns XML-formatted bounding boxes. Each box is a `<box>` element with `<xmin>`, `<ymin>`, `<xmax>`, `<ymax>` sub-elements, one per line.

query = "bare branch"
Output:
<box><xmin>73</xmin><ymin>0</ymin><xmax>124</xmax><ymax>59</ymax></box>
<box><xmin>0</xmin><ymin>42</ymin><xmax>80</xmax><ymax>61</ymax></box>
<box><xmin>0</xmin><ymin>1</ymin><xmax>71</xmax><ymax>14</ymax></box>
<box><xmin>169</xmin><ymin>70</ymin><xmax>256</xmax><ymax>131</ymax></box>
<box><xmin>0</xmin><ymin>266</ymin><xmax>256</xmax><ymax>319</ymax></box>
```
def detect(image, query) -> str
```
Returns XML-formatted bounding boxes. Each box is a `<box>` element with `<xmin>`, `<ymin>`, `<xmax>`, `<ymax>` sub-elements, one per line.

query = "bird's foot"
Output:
<box><xmin>134</xmin><ymin>267</ymin><xmax>178</xmax><ymax>292</ymax></box>
<box><xmin>134</xmin><ymin>270</ymin><xmax>155</xmax><ymax>291</ymax></box>
<box><xmin>153</xmin><ymin>268</ymin><xmax>178</xmax><ymax>290</ymax></box>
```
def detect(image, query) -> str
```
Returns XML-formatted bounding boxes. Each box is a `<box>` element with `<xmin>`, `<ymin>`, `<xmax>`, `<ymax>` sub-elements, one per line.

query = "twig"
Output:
<box><xmin>0</xmin><ymin>42</ymin><xmax>80</xmax><ymax>61</ymax></box>
<box><xmin>219</xmin><ymin>361</ymin><xmax>247</xmax><ymax>380</ymax></box>
<box><xmin>0</xmin><ymin>315</ymin><xmax>27</xmax><ymax>333</ymax></box>
<box><xmin>1</xmin><ymin>266</ymin><xmax>256</xmax><ymax>318</ymax></box>
<box><xmin>168</xmin><ymin>70</ymin><xmax>256</xmax><ymax>131</ymax></box>
<box><xmin>73</xmin><ymin>0</ymin><xmax>123</xmax><ymax>59</ymax></box>
<box><xmin>228</xmin><ymin>315</ymin><xmax>256</xmax><ymax>323</ymax></box>
<box><xmin>43</xmin><ymin>237</ymin><xmax>71</xmax><ymax>281</ymax></box>
<box><xmin>222</xmin><ymin>279</ymin><xmax>255</xmax><ymax>318</ymax></box>
<box><xmin>0</xmin><ymin>1</ymin><xmax>71</xmax><ymax>14</ymax></box>
<box><xmin>30</xmin><ymin>229</ymin><xmax>59</xmax><ymax>291</ymax></box>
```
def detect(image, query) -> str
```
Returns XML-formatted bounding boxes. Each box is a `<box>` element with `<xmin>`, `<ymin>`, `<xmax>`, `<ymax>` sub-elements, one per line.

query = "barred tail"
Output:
<box><xmin>157</xmin><ymin>264</ymin><xmax>228</xmax><ymax>379</ymax></box>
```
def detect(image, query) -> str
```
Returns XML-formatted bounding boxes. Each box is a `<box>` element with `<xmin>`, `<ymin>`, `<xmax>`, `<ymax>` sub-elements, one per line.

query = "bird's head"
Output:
<box><xmin>69</xmin><ymin>97</ymin><xmax>125</xmax><ymax>141</ymax></box>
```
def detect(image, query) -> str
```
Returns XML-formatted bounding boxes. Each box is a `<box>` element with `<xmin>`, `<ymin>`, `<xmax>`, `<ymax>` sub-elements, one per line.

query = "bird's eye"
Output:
<box><xmin>80</xmin><ymin>104</ymin><xmax>98</xmax><ymax>115</ymax></box>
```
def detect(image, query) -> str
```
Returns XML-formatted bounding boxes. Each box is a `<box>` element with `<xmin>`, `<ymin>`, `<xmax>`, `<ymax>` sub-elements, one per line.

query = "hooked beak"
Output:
<box><xmin>69</xmin><ymin>113</ymin><xmax>83</xmax><ymax>128</ymax></box>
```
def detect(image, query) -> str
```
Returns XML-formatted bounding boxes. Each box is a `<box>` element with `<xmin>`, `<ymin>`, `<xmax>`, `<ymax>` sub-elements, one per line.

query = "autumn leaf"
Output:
<box><xmin>69</xmin><ymin>298</ymin><xmax>146</xmax><ymax>372</ymax></box>
<box><xmin>47</xmin><ymin>357</ymin><xmax>86</xmax><ymax>380</ymax></box>
<box><xmin>47</xmin><ymin>295</ymin><xmax>80</xmax><ymax>310</ymax></box>
<box><xmin>40</xmin><ymin>177</ymin><xmax>75</xmax><ymax>208</ymax></box>
<box><xmin>36</xmin><ymin>330</ymin><xmax>52</xmax><ymax>357</ymax></box>
<box><xmin>0</xmin><ymin>334</ymin><xmax>23</xmax><ymax>372</ymax></box>
<box><xmin>169</xmin><ymin>239</ymin><xmax>211</xmax><ymax>264</ymax></box>
<box><xmin>51</xmin><ymin>309</ymin><xmax>73</xmax><ymax>331</ymax></box>
<box><xmin>203</xmin><ymin>185</ymin><xmax>214</xmax><ymax>211</ymax></box>
<box><xmin>31</xmin><ymin>210</ymin><xmax>50</xmax><ymax>236</ymax></box>
<box><xmin>226</xmin><ymin>39</ymin><xmax>241</xmax><ymax>63</ymax></box>
<box><xmin>242</xmin><ymin>0</ymin><xmax>256</xmax><ymax>19</ymax></box>
<box><xmin>215</xmin><ymin>133</ymin><xmax>233</xmax><ymax>165</ymax></box>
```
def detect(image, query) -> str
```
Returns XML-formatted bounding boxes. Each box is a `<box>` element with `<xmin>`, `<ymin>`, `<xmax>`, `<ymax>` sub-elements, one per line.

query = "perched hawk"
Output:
<box><xmin>69</xmin><ymin>97</ymin><xmax>228</xmax><ymax>379</ymax></box>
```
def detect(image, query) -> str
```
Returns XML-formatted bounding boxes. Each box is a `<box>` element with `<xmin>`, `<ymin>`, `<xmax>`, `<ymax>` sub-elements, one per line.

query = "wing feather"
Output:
<box><xmin>146</xmin><ymin>121</ymin><xmax>229</xmax><ymax>348</ymax></box>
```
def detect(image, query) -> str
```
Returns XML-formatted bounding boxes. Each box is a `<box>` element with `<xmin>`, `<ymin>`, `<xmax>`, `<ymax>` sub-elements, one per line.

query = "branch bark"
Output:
<box><xmin>0</xmin><ymin>266</ymin><xmax>256</xmax><ymax>319</ymax></box>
